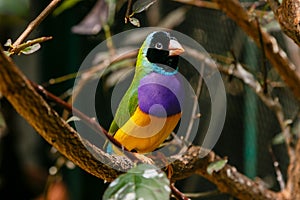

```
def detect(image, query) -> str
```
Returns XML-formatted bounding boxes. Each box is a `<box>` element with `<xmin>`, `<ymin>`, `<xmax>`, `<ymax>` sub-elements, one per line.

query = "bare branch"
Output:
<box><xmin>125</xmin><ymin>0</ymin><xmax>133</xmax><ymax>23</ymax></box>
<box><xmin>269</xmin><ymin>146</ymin><xmax>285</xmax><ymax>190</ymax></box>
<box><xmin>171</xmin><ymin>146</ymin><xmax>283</xmax><ymax>200</ymax></box>
<box><xmin>0</xmin><ymin>45</ymin><xmax>125</xmax><ymax>181</ymax></box>
<box><xmin>12</xmin><ymin>0</ymin><xmax>61</xmax><ymax>47</ymax></box>
<box><xmin>184</xmin><ymin>62</ymin><xmax>204</xmax><ymax>141</ymax></box>
<box><xmin>170</xmin><ymin>183</ymin><xmax>191</xmax><ymax>200</ymax></box>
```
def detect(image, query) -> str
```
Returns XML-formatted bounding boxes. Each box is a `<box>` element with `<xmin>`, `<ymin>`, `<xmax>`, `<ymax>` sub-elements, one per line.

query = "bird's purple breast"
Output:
<box><xmin>138</xmin><ymin>73</ymin><xmax>184</xmax><ymax>117</ymax></box>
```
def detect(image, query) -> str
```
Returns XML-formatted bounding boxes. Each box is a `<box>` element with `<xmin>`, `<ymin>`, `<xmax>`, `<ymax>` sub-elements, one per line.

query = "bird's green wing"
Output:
<box><xmin>108</xmin><ymin>40</ymin><xmax>151</xmax><ymax>136</ymax></box>
<box><xmin>108</xmin><ymin>86</ymin><xmax>139</xmax><ymax>135</ymax></box>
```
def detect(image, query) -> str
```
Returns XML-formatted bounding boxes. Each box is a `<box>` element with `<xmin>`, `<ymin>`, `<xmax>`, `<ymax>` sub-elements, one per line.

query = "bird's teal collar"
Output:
<box><xmin>151</xmin><ymin>63</ymin><xmax>178</xmax><ymax>76</ymax></box>
<box><xmin>141</xmin><ymin>56</ymin><xmax>178</xmax><ymax>76</ymax></box>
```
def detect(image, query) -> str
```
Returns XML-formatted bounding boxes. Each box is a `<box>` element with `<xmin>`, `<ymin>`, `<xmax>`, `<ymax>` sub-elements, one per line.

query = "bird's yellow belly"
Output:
<box><xmin>113</xmin><ymin>107</ymin><xmax>181</xmax><ymax>153</ymax></box>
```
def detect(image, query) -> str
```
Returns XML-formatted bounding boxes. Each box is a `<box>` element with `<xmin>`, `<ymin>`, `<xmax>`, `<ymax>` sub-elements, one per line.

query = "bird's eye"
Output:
<box><xmin>155</xmin><ymin>42</ymin><xmax>163</xmax><ymax>49</ymax></box>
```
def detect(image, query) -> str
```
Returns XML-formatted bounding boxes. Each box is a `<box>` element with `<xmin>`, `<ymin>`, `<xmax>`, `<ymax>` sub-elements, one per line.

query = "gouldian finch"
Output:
<box><xmin>107</xmin><ymin>31</ymin><xmax>185</xmax><ymax>154</ymax></box>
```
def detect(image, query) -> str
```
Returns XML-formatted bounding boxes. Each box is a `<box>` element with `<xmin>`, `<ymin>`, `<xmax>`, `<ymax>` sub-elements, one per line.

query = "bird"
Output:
<box><xmin>106</xmin><ymin>31</ymin><xmax>185</xmax><ymax>154</ymax></box>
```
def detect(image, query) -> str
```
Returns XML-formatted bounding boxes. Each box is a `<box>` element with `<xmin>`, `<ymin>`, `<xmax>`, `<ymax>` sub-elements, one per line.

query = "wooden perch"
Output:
<box><xmin>0</xmin><ymin>45</ymin><xmax>122</xmax><ymax>181</ymax></box>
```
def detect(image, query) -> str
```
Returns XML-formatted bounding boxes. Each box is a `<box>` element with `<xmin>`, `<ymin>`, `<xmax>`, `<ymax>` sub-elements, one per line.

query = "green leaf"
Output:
<box><xmin>129</xmin><ymin>17</ymin><xmax>140</xmax><ymax>27</ymax></box>
<box><xmin>53</xmin><ymin>0</ymin><xmax>81</xmax><ymax>16</ymax></box>
<box><xmin>103</xmin><ymin>164</ymin><xmax>170</xmax><ymax>200</ymax></box>
<box><xmin>132</xmin><ymin>0</ymin><xmax>157</xmax><ymax>14</ymax></box>
<box><xmin>20</xmin><ymin>43</ymin><xmax>41</xmax><ymax>55</ymax></box>
<box><xmin>207</xmin><ymin>159</ymin><xmax>228</xmax><ymax>175</ymax></box>
<box><xmin>272</xmin><ymin>133</ymin><xmax>285</xmax><ymax>145</ymax></box>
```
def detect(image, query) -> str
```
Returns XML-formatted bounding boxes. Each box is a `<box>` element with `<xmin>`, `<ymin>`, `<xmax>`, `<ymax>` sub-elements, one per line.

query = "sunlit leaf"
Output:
<box><xmin>20</xmin><ymin>43</ymin><xmax>41</xmax><ymax>55</ymax></box>
<box><xmin>103</xmin><ymin>164</ymin><xmax>170</xmax><ymax>200</ymax></box>
<box><xmin>272</xmin><ymin>133</ymin><xmax>285</xmax><ymax>145</ymax></box>
<box><xmin>53</xmin><ymin>0</ymin><xmax>81</xmax><ymax>16</ymax></box>
<box><xmin>66</xmin><ymin>116</ymin><xmax>81</xmax><ymax>123</ymax></box>
<box><xmin>132</xmin><ymin>0</ymin><xmax>157</xmax><ymax>14</ymax></box>
<box><xmin>207</xmin><ymin>159</ymin><xmax>228</xmax><ymax>175</ymax></box>
<box><xmin>4</xmin><ymin>39</ymin><xmax>12</xmax><ymax>47</ymax></box>
<box><xmin>129</xmin><ymin>17</ymin><xmax>140</xmax><ymax>27</ymax></box>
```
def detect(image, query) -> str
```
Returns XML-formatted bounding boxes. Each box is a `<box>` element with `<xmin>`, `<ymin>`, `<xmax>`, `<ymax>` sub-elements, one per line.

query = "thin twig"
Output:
<box><xmin>45</xmin><ymin>72</ymin><xmax>79</xmax><ymax>87</ymax></box>
<box><xmin>103</xmin><ymin>25</ymin><xmax>116</xmax><ymax>56</ymax></box>
<box><xmin>12</xmin><ymin>0</ymin><xmax>61</xmax><ymax>47</ymax></box>
<box><xmin>171</xmin><ymin>183</ymin><xmax>191</xmax><ymax>200</ymax></box>
<box><xmin>256</xmin><ymin>17</ymin><xmax>268</xmax><ymax>94</ymax></box>
<box><xmin>125</xmin><ymin>0</ymin><xmax>133</xmax><ymax>23</ymax></box>
<box><xmin>184</xmin><ymin>190</ymin><xmax>220</xmax><ymax>198</ymax></box>
<box><xmin>185</xmin><ymin>62</ymin><xmax>204</xmax><ymax>141</ymax></box>
<box><xmin>268</xmin><ymin>145</ymin><xmax>285</xmax><ymax>190</ymax></box>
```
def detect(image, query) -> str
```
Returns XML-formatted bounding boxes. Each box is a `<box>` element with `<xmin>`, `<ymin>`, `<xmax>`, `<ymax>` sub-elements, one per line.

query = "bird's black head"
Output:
<box><xmin>145</xmin><ymin>31</ymin><xmax>184</xmax><ymax>72</ymax></box>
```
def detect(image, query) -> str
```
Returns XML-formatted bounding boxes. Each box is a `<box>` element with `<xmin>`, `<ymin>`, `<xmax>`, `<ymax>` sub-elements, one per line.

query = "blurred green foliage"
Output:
<box><xmin>0</xmin><ymin>0</ymin><xmax>29</xmax><ymax>16</ymax></box>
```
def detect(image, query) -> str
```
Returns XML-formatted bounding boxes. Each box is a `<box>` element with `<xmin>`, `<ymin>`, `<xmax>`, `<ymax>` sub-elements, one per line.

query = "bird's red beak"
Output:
<box><xmin>168</xmin><ymin>39</ymin><xmax>185</xmax><ymax>56</ymax></box>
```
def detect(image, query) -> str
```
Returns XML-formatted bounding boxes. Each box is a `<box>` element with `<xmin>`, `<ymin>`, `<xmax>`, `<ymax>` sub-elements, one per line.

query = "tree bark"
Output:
<box><xmin>269</xmin><ymin>0</ymin><xmax>300</xmax><ymax>48</ymax></box>
<box><xmin>0</xmin><ymin>45</ymin><xmax>122</xmax><ymax>181</ymax></box>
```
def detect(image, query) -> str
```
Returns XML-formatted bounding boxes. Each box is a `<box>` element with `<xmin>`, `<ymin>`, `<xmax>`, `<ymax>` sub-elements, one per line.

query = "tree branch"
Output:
<box><xmin>171</xmin><ymin>146</ymin><xmax>284</xmax><ymax>200</ymax></box>
<box><xmin>0</xmin><ymin>44</ymin><xmax>124</xmax><ymax>181</ymax></box>
<box><xmin>268</xmin><ymin>0</ymin><xmax>300</xmax><ymax>48</ymax></box>
<box><xmin>12</xmin><ymin>0</ymin><xmax>61</xmax><ymax>47</ymax></box>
